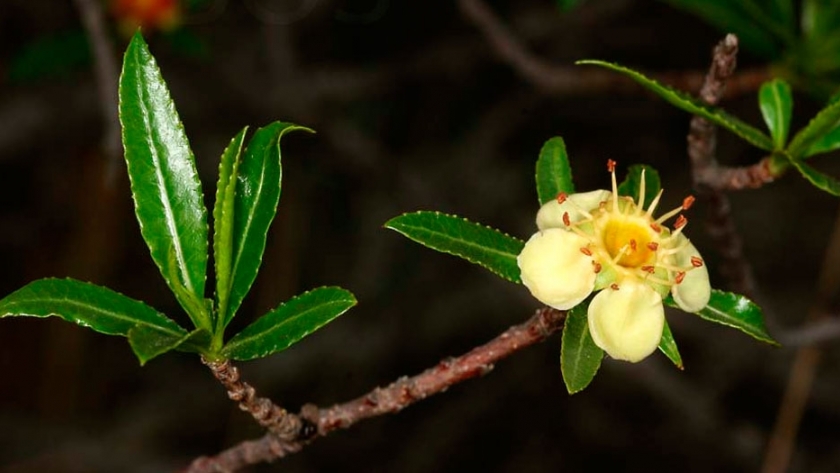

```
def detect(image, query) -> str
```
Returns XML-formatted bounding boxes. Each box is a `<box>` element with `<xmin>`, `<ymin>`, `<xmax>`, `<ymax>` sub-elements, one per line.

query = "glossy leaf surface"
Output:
<box><xmin>667</xmin><ymin>290</ymin><xmax>777</xmax><ymax>345</ymax></box>
<box><xmin>789</xmin><ymin>97</ymin><xmax>840</xmax><ymax>157</ymax></box>
<box><xmin>535</xmin><ymin>137</ymin><xmax>575</xmax><ymax>205</ymax></box>
<box><xmin>213</xmin><ymin>127</ymin><xmax>247</xmax><ymax>328</ymax></box>
<box><xmin>119</xmin><ymin>32</ymin><xmax>209</xmax><ymax>329</ymax></box>
<box><xmin>560</xmin><ymin>304</ymin><xmax>603</xmax><ymax>394</ymax></box>
<box><xmin>222</xmin><ymin>287</ymin><xmax>356</xmax><ymax>361</ymax></box>
<box><xmin>221</xmin><ymin>122</ymin><xmax>312</xmax><ymax>329</ymax></box>
<box><xmin>577</xmin><ymin>60</ymin><xmax>775</xmax><ymax>151</ymax></box>
<box><xmin>385</xmin><ymin>211</ymin><xmax>525</xmax><ymax>283</ymax></box>
<box><xmin>658</xmin><ymin>320</ymin><xmax>683</xmax><ymax>370</ymax></box>
<box><xmin>0</xmin><ymin>278</ymin><xmax>187</xmax><ymax>364</ymax></box>
<box><xmin>759</xmin><ymin>79</ymin><xmax>793</xmax><ymax>148</ymax></box>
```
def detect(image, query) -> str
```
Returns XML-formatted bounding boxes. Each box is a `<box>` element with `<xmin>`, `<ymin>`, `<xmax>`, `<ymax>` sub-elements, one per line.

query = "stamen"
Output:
<box><xmin>580</xmin><ymin>247</ymin><xmax>593</xmax><ymax>256</ymax></box>
<box><xmin>645</xmin><ymin>189</ymin><xmax>664</xmax><ymax>217</ymax></box>
<box><xmin>682</xmin><ymin>195</ymin><xmax>695</xmax><ymax>210</ymax></box>
<box><xmin>636</xmin><ymin>169</ymin><xmax>646</xmax><ymax>215</ymax></box>
<box><xmin>556</xmin><ymin>192</ymin><xmax>567</xmax><ymax>204</ymax></box>
<box><xmin>655</xmin><ymin>205</ymin><xmax>684</xmax><ymax>224</ymax></box>
<box><xmin>562</xmin><ymin>212</ymin><xmax>571</xmax><ymax>227</ymax></box>
<box><xmin>641</xmin><ymin>265</ymin><xmax>655</xmax><ymax>274</ymax></box>
<box><xmin>674</xmin><ymin>215</ymin><xmax>687</xmax><ymax>229</ymax></box>
<box><xmin>650</xmin><ymin>222</ymin><xmax>662</xmax><ymax>233</ymax></box>
<box><xmin>609</xmin><ymin>160</ymin><xmax>619</xmax><ymax>213</ymax></box>
<box><xmin>647</xmin><ymin>242</ymin><xmax>659</xmax><ymax>251</ymax></box>
<box><xmin>610</xmin><ymin>283</ymin><xmax>620</xmax><ymax>291</ymax></box>
<box><xmin>675</xmin><ymin>271</ymin><xmax>686</xmax><ymax>284</ymax></box>
<box><xmin>592</xmin><ymin>262</ymin><xmax>602</xmax><ymax>273</ymax></box>
<box><xmin>690</xmin><ymin>256</ymin><xmax>703</xmax><ymax>267</ymax></box>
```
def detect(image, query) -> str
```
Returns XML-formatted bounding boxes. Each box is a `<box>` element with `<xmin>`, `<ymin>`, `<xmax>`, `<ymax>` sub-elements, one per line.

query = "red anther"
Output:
<box><xmin>641</xmin><ymin>265</ymin><xmax>655</xmax><ymax>274</ymax></box>
<box><xmin>562</xmin><ymin>212</ymin><xmax>571</xmax><ymax>226</ymax></box>
<box><xmin>674</xmin><ymin>215</ymin><xmax>687</xmax><ymax>229</ymax></box>
<box><xmin>592</xmin><ymin>262</ymin><xmax>602</xmax><ymax>273</ymax></box>
<box><xmin>610</xmin><ymin>283</ymin><xmax>620</xmax><ymax>290</ymax></box>
<box><xmin>675</xmin><ymin>271</ymin><xmax>686</xmax><ymax>284</ymax></box>
<box><xmin>650</xmin><ymin>222</ymin><xmax>661</xmax><ymax>233</ymax></box>
<box><xmin>647</xmin><ymin>242</ymin><xmax>659</xmax><ymax>251</ymax></box>
<box><xmin>629</xmin><ymin>239</ymin><xmax>637</xmax><ymax>251</ymax></box>
<box><xmin>580</xmin><ymin>247</ymin><xmax>593</xmax><ymax>256</ymax></box>
<box><xmin>691</xmin><ymin>256</ymin><xmax>704</xmax><ymax>267</ymax></box>
<box><xmin>682</xmin><ymin>195</ymin><xmax>696</xmax><ymax>210</ymax></box>
<box><xmin>556</xmin><ymin>192</ymin><xmax>568</xmax><ymax>204</ymax></box>
<box><xmin>607</xmin><ymin>159</ymin><xmax>617</xmax><ymax>173</ymax></box>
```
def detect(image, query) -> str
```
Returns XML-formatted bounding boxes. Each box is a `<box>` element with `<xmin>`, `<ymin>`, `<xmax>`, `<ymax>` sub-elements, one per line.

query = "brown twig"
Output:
<box><xmin>458</xmin><ymin>0</ymin><xmax>769</xmax><ymax>98</ymax></box>
<box><xmin>185</xmin><ymin>307</ymin><xmax>566</xmax><ymax>472</ymax></box>
<box><xmin>201</xmin><ymin>358</ymin><xmax>310</xmax><ymax>441</ymax></box>
<box><xmin>686</xmin><ymin>34</ymin><xmax>761</xmax><ymax>298</ymax></box>
<box><xmin>71</xmin><ymin>0</ymin><xmax>123</xmax><ymax>182</ymax></box>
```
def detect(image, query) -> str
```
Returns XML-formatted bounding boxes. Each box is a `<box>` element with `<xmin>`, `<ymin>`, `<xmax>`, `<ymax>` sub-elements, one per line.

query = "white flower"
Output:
<box><xmin>517</xmin><ymin>160</ymin><xmax>710</xmax><ymax>362</ymax></box>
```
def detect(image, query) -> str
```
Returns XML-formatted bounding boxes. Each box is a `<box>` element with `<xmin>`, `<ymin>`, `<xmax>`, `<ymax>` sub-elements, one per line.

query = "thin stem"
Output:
<box><xmin>184</xmin><ymin>307</ymin><xmax>566</xmax><ymax>472</ymax></box>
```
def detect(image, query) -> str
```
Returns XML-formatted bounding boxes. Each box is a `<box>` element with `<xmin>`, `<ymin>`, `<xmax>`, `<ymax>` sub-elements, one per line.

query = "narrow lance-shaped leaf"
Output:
<box><xmin>617</xmin><ymin>164</ymin><xmax>661</xmax><ymax>209</ymax></box>
<box><xmin>213</xmin><ymin>126</ymin><xmax>248</xmax><ymax>328</ymax></box>
<box><xmin>536</xmin><ymin>137</ymin><xmax>575</xmax><ymax>205</ymax></box>
<box><xmin>385</xmin><ymin>211</ymin><xmax>525</xmax><ymax>283</ymax></box>
<box><xmin>220</xmin><ymin>122</ymin><xmax>313</xmax><ymax>330</ymax></box>
<box><xmin>789</xmin><ymin>96</ymin><xmax>840</xmax><ymax>157</ymax></box>
<box><xmin>787</xmin><ymin>156</ymin><xmax>840</xmax><ymax>196</ymax></box>
<box><xmin>561</xmin><ymin>303</ymin><xmax>603</xmax><ymax>394</ymax></box>
<box><xmin>0</xmin><ymin>278</ymin><xmax>189</xmax><ymax>365</ymax></box>
<box><xmin>666</xmin><ymin>290</ymin><xmax>778</xmax><ymax>345</ymax></box>
<box><xmin>577</xmin><ymin>60</ymin><xmax>775</xmax><ymax>151</ymax></box>
<box><xmin>119</xmin><ymin>32</ymin><xmax>209</xmax><ymax>330</ymax></box>
<box><xmin>658</xmin><ymin>320</ymin><xmax>683</xmax><ymax>370</ymax></box>
<box><xmin>222</xmin><ymin>287</ymin><xmax>356</xmax><ymax>361</ymax></box>
<box><xmin>758</xmin><ymin>79</ymin><xmax>793</xmax><ymax>149</ymax></box>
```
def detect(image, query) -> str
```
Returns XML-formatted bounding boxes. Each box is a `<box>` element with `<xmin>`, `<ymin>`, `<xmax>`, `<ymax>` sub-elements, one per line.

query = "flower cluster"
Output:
<box><xmin>111</xmin><ymin>0</ymin><xmax>181</xmax><ymax>36</ymax></box>
<box><xmin>517</xmin><ymin>160</ymin><xmax>710</xmax><ymax>362</ymax></box>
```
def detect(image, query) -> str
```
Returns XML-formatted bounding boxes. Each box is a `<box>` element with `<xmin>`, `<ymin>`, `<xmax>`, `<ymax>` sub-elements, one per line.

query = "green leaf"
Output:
<box><xmin>560</xmin><ymin>304</ymin><xmax>603</xmax><ymax>394</ymax></box>
<box><xmin>787</xmin><ymin>156</ymin><xmax>840</xmax><ymax>196</ymax></box>
<box><xmin>759</xmin><ymin>79</ymin><xmax>793</xmax><ymax>149</ymax></box>
<box><xmin>658</xmin><ymin>320</ymin><xmax>683</xmax><ymax>370</ymax></box>
<box><xmin>213</xmin><ymin>127</ymin><xmax>247</xmax><ymax>329</ymax></box>
<box><xmin>535</xmin><ymin>137</ymin><xmax>575</xmax><ymax>205</ymax></box>
<box><xmin>221</xmin><ymin>122</ymin><xmax>313</xmax><ymax>330</ymax></box>
<box><xmin>577</xmin><ymin>60</ymin><xmax>775</xmax><ymax>151</ymax></box>
<box><xmin>119</xmin><ymin>32</ymin><xmax>209</xmax><ymax>330</ymax></box>
<box><xmin>802</xmin><ymin>0</ymin><xmax>840</xmax><ymax>38</ymax></box>
<box><xmin>384</xmin><ymin>211</ymin><xmax>525</xmax><ymax>283</ymax></box>
<box><xmin>222</xmin><ymin>287</ymin><xmax>356</xmax><ymax>361</ymax></box>
<box><xmin>667</xmin><ymin>290</ymin><xmax>778</xmax><ymax>345</ymax></box>
<box><xmin>617</xmin><ymin>164</ymin><xmax>661</xmax><ymax>210</ymax></box>
<box><xmin>0</xmin><ymin>278</ymin><xmax>188</xmax><ymax>364</ymax></box>
<box><xmin>659</xmin><ymin>0</ymin><xmax>782</xmax><ymax>59</ymax></box>
<box><xmin>789</xmin><ymin>96</ymin><xmax>840</xmax><ymax>157</ymax></box>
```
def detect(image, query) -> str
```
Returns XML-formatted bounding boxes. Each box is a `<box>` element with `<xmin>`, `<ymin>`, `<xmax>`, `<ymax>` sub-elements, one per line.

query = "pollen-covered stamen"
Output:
<box><xmin>610</xmin><ymin>283</ymin><xmax>620</xmax><ymax>290</ymax></box>
<box><xmin>640</xmin><ymin>265</ymin><xmax>655</xmax><ymax>274</ymax></box>
<box><xmin>690</xmin><ymin>256</ymin><xmax>704</xmax><ymax>267</ymax></box>
<box><xmin>592</xmin><ymin>261</ymin><xmax>602</xmax><ymax>273</ymax></box>
<box><xmin>674</xmin><ymin>215</ymin><xmax>687</xmax><ymax>229</ymax></box>
<box><xmin>580</xmin><ymin>247</ymin><xmax>593</xmax><ymax>256</ymax></box>
<box><xmin>629</xmin><ymin>239</ymin><xmax>637</xmax><ymax>252</ymax></box>
<box><xmin>607</xmin><ymin>159</ymin><xmax>616</xmax><ymax>173</ymax></box>
<box><xmin>675</xmin><ymin>271</ymin><xmax>686</xmax><ymax>284</ymax></box>
<box><xmin>647</xmin><ymin>242</ymin><xmax>659</xmax><ymax>251</ymax></box>
<box><xmin>609</xmin><ymin>160</ymin><xmax>620</xmax><ymax>213</ymax></box>
<box><xmin>556</xmin><ymin>192</ymin><xmax>568</xmax><ymax>204</ymax></box>
<box><xmin>562</xmin><ymin>212</ymin><xmax>571</xmax><ymax>227</ymax></box>
<box><xmin>682</xmin><ymin>195</ymin><xmax>695</xmax><ymax>210</ymax></box>
<box><xmin>650</xmin><ymin>222</ymin><xmax>662</xmax><ymax>233</ymax></box>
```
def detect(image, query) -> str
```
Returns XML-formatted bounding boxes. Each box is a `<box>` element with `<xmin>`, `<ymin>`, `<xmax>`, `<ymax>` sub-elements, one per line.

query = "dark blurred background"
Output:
<box><xmin>1</xmin><ymin>1</ymin><xmax>840</xmax><ymax>472</ymax></box>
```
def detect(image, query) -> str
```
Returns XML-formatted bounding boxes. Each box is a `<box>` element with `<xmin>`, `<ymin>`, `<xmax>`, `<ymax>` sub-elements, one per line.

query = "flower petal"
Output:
<box><xmin>670</xmin><ymin>237</ymin><xmax>711</xmax><ymax>313</ymax></box>
<box><xmin>537</xmin><ymin>189</ymin><xmax>610</xmax><ymax>230</ymax></box>
<box><xmin>587</xmin><ymin>281</ymin><xmax>664</xmax><ymax>363</ymax></box>
<box><xmin>518</xmin><ymin>228</ymin><xmax>596</xmax><ymax>310</ymax></box>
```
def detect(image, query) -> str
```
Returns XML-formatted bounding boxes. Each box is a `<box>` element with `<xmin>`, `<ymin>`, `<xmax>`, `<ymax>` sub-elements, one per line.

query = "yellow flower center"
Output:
<box><xmin>601</xmin><ymin>216</ymin><xmax>654</xmax><ymax>268</ymax></box>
